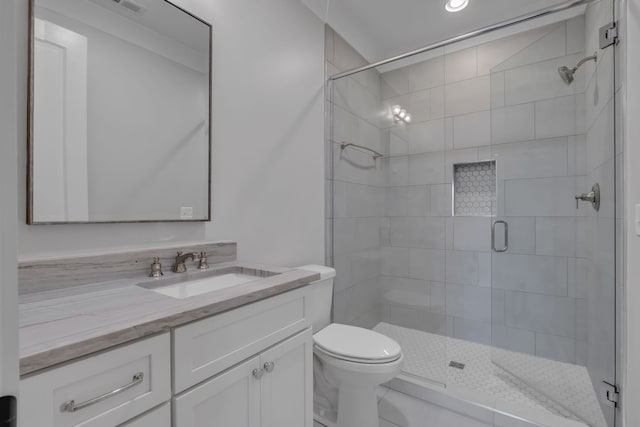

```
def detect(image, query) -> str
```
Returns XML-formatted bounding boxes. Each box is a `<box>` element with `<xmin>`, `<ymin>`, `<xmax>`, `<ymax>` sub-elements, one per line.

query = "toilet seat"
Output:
<box><xmin>313</xmin><ymin>324</ymin><xmax>401</xmax><ymax>364</ymax></box>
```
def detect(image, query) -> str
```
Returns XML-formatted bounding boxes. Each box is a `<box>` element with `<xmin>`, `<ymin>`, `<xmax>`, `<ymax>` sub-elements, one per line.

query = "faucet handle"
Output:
<box><xmin>149</xmin><ymin>257</ymin><xmax>164</xmax><ymax>278</ymax></box>
<box><xmin>197</xmin><ymin>252</ymin><xmax>209</xmax><ymax>270</ymax></box>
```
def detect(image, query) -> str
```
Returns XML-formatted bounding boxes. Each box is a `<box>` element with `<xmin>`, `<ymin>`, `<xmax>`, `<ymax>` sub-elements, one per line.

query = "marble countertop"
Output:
<box><xmin>19</xmin><ymin>263</ymin><xmax>320</xmax><ymax>376</ymax></box>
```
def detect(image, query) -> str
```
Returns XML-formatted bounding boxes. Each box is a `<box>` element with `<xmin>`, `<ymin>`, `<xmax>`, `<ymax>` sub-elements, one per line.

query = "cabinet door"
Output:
<box><xmin>118</xmin><ymin>403</ymin><xmax>170</xmax><ymax>427</ymax></box>
<box><xmin>260</xmin><ymin>329</ymin><xmax>313</xmax><ymax>427</ymax></box>
<box><xmin>174</xmin><ymin>356</ymin><xmax>260</xmax><ymax>427</ymax></box>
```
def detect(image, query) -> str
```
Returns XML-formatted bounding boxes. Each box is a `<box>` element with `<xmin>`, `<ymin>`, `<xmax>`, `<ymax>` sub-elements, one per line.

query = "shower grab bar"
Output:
<box><xmin>491</xmin><ymin>220</ymin><xmax>508</xmax><ymax>253</ymax></box>
<box><xmin>339</xmin><ymin>142</ymin><xmax>384</xmax><ymax>159</ymax></box>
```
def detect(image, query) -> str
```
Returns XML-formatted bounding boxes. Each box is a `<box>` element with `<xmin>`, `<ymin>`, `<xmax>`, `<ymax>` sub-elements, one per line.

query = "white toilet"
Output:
<box><xmin>299</xmin><ymin>265</ymin><xmax>404</xmax><ymax>427</ymax></box>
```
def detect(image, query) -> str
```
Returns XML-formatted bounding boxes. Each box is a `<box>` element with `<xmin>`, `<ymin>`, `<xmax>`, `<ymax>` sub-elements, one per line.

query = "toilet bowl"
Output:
<box><xmin>297</xmin><ymin>265</ymin><xmax>404</xmax><ymax>427</ymax></box>
<box><xmin>314</xmin><ymin>323</ymin><xmax>403</xmax><ymax>427</ymax></box>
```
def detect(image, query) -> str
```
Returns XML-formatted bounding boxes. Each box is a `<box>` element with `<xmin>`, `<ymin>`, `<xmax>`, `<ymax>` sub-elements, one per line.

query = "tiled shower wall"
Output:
<box><xmin>377</xmin><ymin>17</ymin><xmax>592</xmax><ymax>365</ymax></box>
<box><xmin>325</xmin><ymin>26</ymin><xmax>386</xmax><ymax>328</ymax></box>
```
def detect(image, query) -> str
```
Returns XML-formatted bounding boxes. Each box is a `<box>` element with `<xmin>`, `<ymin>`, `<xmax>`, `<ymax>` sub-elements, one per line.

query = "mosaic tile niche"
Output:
<box><xmin>453</xmin><ymin>161</ymin><xmax>496</xmax><ymax>216</ymax></box>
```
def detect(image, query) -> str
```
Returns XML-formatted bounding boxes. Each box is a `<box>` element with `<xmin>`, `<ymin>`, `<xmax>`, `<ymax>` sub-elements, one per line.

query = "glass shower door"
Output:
<box><xmin>489</xmin><ymin>3</ymin><xmax>616</xmax><ymax>426</ymax></box>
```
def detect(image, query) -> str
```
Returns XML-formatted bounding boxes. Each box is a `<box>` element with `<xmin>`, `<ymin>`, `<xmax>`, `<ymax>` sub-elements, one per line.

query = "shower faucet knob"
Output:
<box><xmin>575</xmin><ymin>183</ymin><xmax>600</xmax><ymax>211</ymax></box>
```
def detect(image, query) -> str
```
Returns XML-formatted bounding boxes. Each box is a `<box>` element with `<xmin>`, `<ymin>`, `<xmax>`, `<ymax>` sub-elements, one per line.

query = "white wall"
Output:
<box><xmin>17</xmin><ymin>0</ymin><xmax>326</xmax><ymax>267</ymax></box>
<box><xmin>0</xmin><ymin>0</ymin><xmax>20</xmax><ymax>399</ymax></box>
<box><xmin>622</xmin><ymin>0</ymin><xmax>640</xmax><ymax>423</ymax></box>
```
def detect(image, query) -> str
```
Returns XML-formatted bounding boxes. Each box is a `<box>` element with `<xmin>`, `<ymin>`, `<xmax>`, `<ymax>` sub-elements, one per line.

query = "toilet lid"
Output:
<box><xmin>313</xmin><ymin>324</ymin><xmax>401</xmax><ymax>363</ymax></box>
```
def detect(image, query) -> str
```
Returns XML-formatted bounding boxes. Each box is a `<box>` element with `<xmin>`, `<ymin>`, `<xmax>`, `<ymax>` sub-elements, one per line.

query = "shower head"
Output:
<box><xmin>558</xmin><ymin>66</ymin><xmax>575</xmax><ymax>85</ymax></box>
<box><xmin>558</xmin><ymin>52</ymin><xmax>598</xmax><ymax>85</ymax></box>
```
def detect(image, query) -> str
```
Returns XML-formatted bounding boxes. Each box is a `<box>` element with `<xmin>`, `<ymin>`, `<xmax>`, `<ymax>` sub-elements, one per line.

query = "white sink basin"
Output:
<box><xmin>137</xmin><ymin>268</ymin><xmax>277</xmax><ymax>299</ymax></box>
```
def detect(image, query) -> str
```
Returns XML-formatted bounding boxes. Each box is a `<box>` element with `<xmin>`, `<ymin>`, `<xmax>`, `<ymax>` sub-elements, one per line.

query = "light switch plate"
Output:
<box><xmin>635</xmin><ymin>204</ymin><xmax>640</xmax><ymax>235</ymax></box>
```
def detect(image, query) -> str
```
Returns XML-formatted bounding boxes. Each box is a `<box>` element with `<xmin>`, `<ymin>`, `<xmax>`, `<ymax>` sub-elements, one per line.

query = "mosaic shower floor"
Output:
<box><xmin>373</xmin><ymin>322</ymin><xmax>606</xmax><ymax>427</ymax></box>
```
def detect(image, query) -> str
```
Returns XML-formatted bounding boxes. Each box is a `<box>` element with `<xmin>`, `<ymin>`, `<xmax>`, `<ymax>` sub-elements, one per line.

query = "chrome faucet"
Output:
<box><xmin>172</xmin><ymin>251</ymin><xmax>199</xmax><ymax>273</ymax></box>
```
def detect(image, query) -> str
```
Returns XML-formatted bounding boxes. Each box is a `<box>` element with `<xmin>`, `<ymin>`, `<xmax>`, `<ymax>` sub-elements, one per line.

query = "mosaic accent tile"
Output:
<box><xmin>454</xmin><ymin>161</ymin><xmax>496</xmax><ymax>216</ymax></box>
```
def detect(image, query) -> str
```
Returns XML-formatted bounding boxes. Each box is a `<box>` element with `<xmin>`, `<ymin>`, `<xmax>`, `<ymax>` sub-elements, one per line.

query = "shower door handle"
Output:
<box><xmin>491</xmin><ymin>220</ymin><xmax>508</xmax><ymax>253</ymax></box>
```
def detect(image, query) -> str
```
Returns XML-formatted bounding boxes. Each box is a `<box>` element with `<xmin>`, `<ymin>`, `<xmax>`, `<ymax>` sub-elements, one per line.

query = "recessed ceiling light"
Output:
<box><xmin>445</xmin><ymin>0</ymin><xmax>469</xmax><ymax>12</ymax></box>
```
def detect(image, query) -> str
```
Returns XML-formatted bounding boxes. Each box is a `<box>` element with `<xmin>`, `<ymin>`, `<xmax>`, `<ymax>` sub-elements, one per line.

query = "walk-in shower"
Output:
<box><xmin>326</xmin><ymin>0</ymin><xmax>619</xmax><ymax>426</ymax></box>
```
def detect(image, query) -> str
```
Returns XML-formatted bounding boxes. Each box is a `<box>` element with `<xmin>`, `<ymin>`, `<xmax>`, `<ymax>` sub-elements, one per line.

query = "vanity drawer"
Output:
<box><xmin>173</xmin><ymin>287</ymin><xmax>309</xmax><ymax>392</ymax></box>
<box><xmin>20</xmin><ymin>333</ymin><xmax>171</xmax><ymax>427</ymax></box>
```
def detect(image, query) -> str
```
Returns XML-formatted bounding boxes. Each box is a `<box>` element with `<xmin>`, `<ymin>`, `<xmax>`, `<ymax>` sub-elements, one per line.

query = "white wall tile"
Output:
<box><xmin>385</xmin><ymin>89</ymin><xmax>430</xmax><ymax>124</ymax></box>
<box><xmin>477</xmin><ymin>24</ymin><xmax>557</xmax><ymax>75</ymax></box>
<box><xmin>381</xmin><ymin>68</ymin><xmax>409</xmax><ymax>99</ymax></box>
<box><xmin>410</xmin><ymin>56</ymin><xmax>445</xmax><ymax>91</ymax></box>
<box><xmin>494</xmin><ymin>137</ymin><xmax>568</xmax><ymax>180</ymax></box>
<box><xmin>388</xmin><ymin>130</ymin><xmax>409</xmax><ymax>156</ymax></box>
<box><xmin>491</xmin><ymin>71</ymin><xmax>506</xmax><ymax>108</ymax></box>
<box><xmin>535</xmin><ymin>95</ymin><xmax>579</xmax><ymax>139</ymax></box>
<box><xmin>504</xmin><ymin>177</ymin><xmax>576</xmax><ymax>216</ymax></box>
<box><xmin>445</xmin><ymin>47</ymin><xmax>477</xmax><ymax>84</ymax></box>
<box><xmin>566</xmin><ymin>16</ymin><xmax>586</xmax><ymax>55</ymax></box>
<box><xmin>332</xmin><ymin>105</ymin><xmax>358</xmax><ymax>143</ymax></box>
<box><xmin>429</xmin><ymin>183</ymin><xmax>452</xmax><ymax>217</ymax></box>
<box><xmin>381</xmin><ymin>246</ymin><xmax>410</xmax><ymax>277</ymax></box>
<box><xmin>386</xmin><ymin>186</ymin><xmax>408</xmax><ymax>217</ymax></box>
<box><xmin>409</xmin><ymin>119</ymin><xmax>446</xmax><ymax>154</ymax></box>
<box><xmin>535</xmin><ymin>333</ymin><xmax>576</xmax><ymax>363</ymax></box>
<box><xmin>430</xmin><ymin>85</ymin><xmax>445</xmax><ymax>120</ymax></box>
<box><xmin>446</xmin><ymin>283</ymin><xmax>491</xmax><ymax>321</ymax></box>
<box><xmin>453</xmin><ymin>318</ymin><xmax>491</xmax><ymax>345</ymax></box>
<box><xmin>446</xmin><ymin>76</ymin><xmax>491</xmax><ymax>117</ymax></box>
<box><xmin>409</xmin><ymin>152</ymin><xmax>445</xmax><ymax>185</ymax></box>
<box><xmin>492</xmin><ymin>325</ymin><xmax>536</xmax><ymax>354</ymax></box>
<box><xmin>492</xmin><ymin>253</ymin><xmax>568</xmax><ymax>296</ymax></box>
<box><xmin>505</xmin><ymin>291</ymin><xmax>575</xmax><ymax>337</ymax></box>
<box><xmin>491</xmin><ymin>103</ymin><xmax>535</xmax><ymax>144</ymax></box>
<box><xmin>535</xmin><ymin>217</ymin><xmax>577</xmax><ymax>257</ymax></box>
<box><xmin>567</xmin><ymin>134</ymin><xmax>587</xmax><ymax>176</ymax></box>
<box><xmin>407</xmin><ymin>186</ymin><xmax>430</xmax><ymax>216</ymax></box>
<box><xmin>409</xmin><ymin>248</ymin><xmax>445</xmax><ymax>282</ymax></box>
<box><xmin>568</xmin><ymin>257</ymin><xmax>588</xmax><ymax>299</ymax></box>
<box><xmin>389</xmin><ymin>217</ymin><xmax>446</xmax><ymax>249</ymax></box>
<box><xmin>385</xmin><ymin>156</ymin><xmax>409</xmax><ymax>186</ymax></box>
<box><xmin>453</xmin><ymin>111</ymin><xmax>491</xmax><ymax>149</ymax></box>
<box><xmin>445</xmin><ymin>251</ymin><xmax>478</xmax><ymax>285</ymax></box>
<box><xmin>493</xmin><ymin>24</ymin><xmax>566</xmax><ymax>72</ymax></box>
<box><xmin>504</xmin><ymin>55</ymin><xmax>582</xmax><ymax>105</ymax></box>
<box><xmin>452</xmin><ymin>217</ymin><xmax>491</xmax><ymax>251</ymax></box>
<box><xmin>478</xmin><ymin>252</ymin><xmax>492</xmax><ymax>287</ymax></box>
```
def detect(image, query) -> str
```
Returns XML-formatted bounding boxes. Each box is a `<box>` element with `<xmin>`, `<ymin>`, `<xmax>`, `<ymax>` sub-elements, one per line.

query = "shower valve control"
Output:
<box><xmin>575</xmin><ymin>183</ymin><xmax>600</xmax><ymax>212</ymax></box>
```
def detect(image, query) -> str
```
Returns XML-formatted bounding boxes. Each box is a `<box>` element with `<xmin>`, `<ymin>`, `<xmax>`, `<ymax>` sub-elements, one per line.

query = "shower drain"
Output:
<box><xmin>449</xmin><ymin>361</ymin><xmax>466</xmax><ymax>370</ymax></box>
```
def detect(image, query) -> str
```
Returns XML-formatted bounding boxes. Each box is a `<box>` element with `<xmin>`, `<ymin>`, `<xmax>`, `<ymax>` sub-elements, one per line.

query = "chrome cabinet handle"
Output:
<box><xmin>263</xmin><ymin>361</ymin><xmax>275</xmax><ymax>373</ymax></box>
<box><xmin>491</xmin><ymin>220</ymin><xmax>508</xmax><ymax>253</ymax></box>
<box><xmin>252</xmin><ymin>368</ymin><xmax>265</xmax><ymax>380</ymax></box>
<box><xmin>60</xmin><ymin>372</ymin><xmax>144</xmax><ymax>413</ymax></box>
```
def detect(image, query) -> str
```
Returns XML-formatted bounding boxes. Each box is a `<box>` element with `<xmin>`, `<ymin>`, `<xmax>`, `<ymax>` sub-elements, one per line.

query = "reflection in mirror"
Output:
<box><xmin>29</xmin><ymin>0</ymin><xmax>211</xmax><ymax>223</ymax></box>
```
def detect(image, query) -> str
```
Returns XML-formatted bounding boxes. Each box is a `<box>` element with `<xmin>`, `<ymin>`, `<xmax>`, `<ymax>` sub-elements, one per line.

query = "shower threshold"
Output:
<box><xmin>373</xmin><ymin>323</ymin><xmax>606</xmax><ymax>427</ymax></box>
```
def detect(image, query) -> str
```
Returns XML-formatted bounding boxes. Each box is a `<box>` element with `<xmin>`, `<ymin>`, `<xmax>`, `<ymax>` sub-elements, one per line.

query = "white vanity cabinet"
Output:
<box><xmin>20</xmin><ymin>285</ymin><xmax>314</xmax><ymax>426</ymax></box>
<box><xmin>20</xmin><ymin>333</ymin><xmax>171</xmax><ymax>427</ymax></box>
<box><xmin>119</xmin><ymin>403</ymin><xmax>171</xmax><ymax>427</ymax></box>
<box><xmin>174</xmin><ymin>329</ymin><xmax>313</xmax><ymax>427</ymax></box>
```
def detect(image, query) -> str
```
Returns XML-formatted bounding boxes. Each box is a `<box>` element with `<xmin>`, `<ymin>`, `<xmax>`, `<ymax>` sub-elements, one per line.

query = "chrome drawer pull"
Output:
<box><xmin>60</xmin><ymin>372</ymin><xmax>144</xmax><ymax>413</ymax></box>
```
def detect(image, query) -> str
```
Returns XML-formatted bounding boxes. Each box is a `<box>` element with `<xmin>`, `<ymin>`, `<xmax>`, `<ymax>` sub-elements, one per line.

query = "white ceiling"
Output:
<box><xmin>301</xmin><ymin>0</ymin><xmax>571</xmax><ymax>61</ymax></box>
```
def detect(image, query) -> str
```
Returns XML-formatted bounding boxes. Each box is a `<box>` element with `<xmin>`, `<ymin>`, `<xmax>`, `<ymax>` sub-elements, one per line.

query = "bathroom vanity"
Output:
<box><xmin>17</xmin><ymin>243</ymin><xmax>319</xmax><ymax>426</ymax></box>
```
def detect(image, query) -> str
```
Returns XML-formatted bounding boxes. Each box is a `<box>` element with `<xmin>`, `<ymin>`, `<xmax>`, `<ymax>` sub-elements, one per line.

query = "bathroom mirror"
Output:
<box><xmin>28</xmin><ymin>0</ymin><xmax>211</xmax><ymax>224</ymax></box>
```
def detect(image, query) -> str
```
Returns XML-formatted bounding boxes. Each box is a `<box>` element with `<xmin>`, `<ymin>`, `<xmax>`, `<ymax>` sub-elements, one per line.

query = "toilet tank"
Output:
<box><xmin>297</xmin><ymin>265</ymin><xmax>336</xmax><ymax>333</ymax></box>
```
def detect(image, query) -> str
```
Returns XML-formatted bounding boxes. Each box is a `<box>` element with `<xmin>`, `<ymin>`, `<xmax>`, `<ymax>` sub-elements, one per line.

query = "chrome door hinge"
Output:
<box><xmin>600</xmin><ymin>22</ymin><xmax>619</xmax><ymax>49</ymax></box>
<box><xmin>601</xmin><ymin>381</ymin><xmax>620</xmax><ymax>408</ymax></box>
